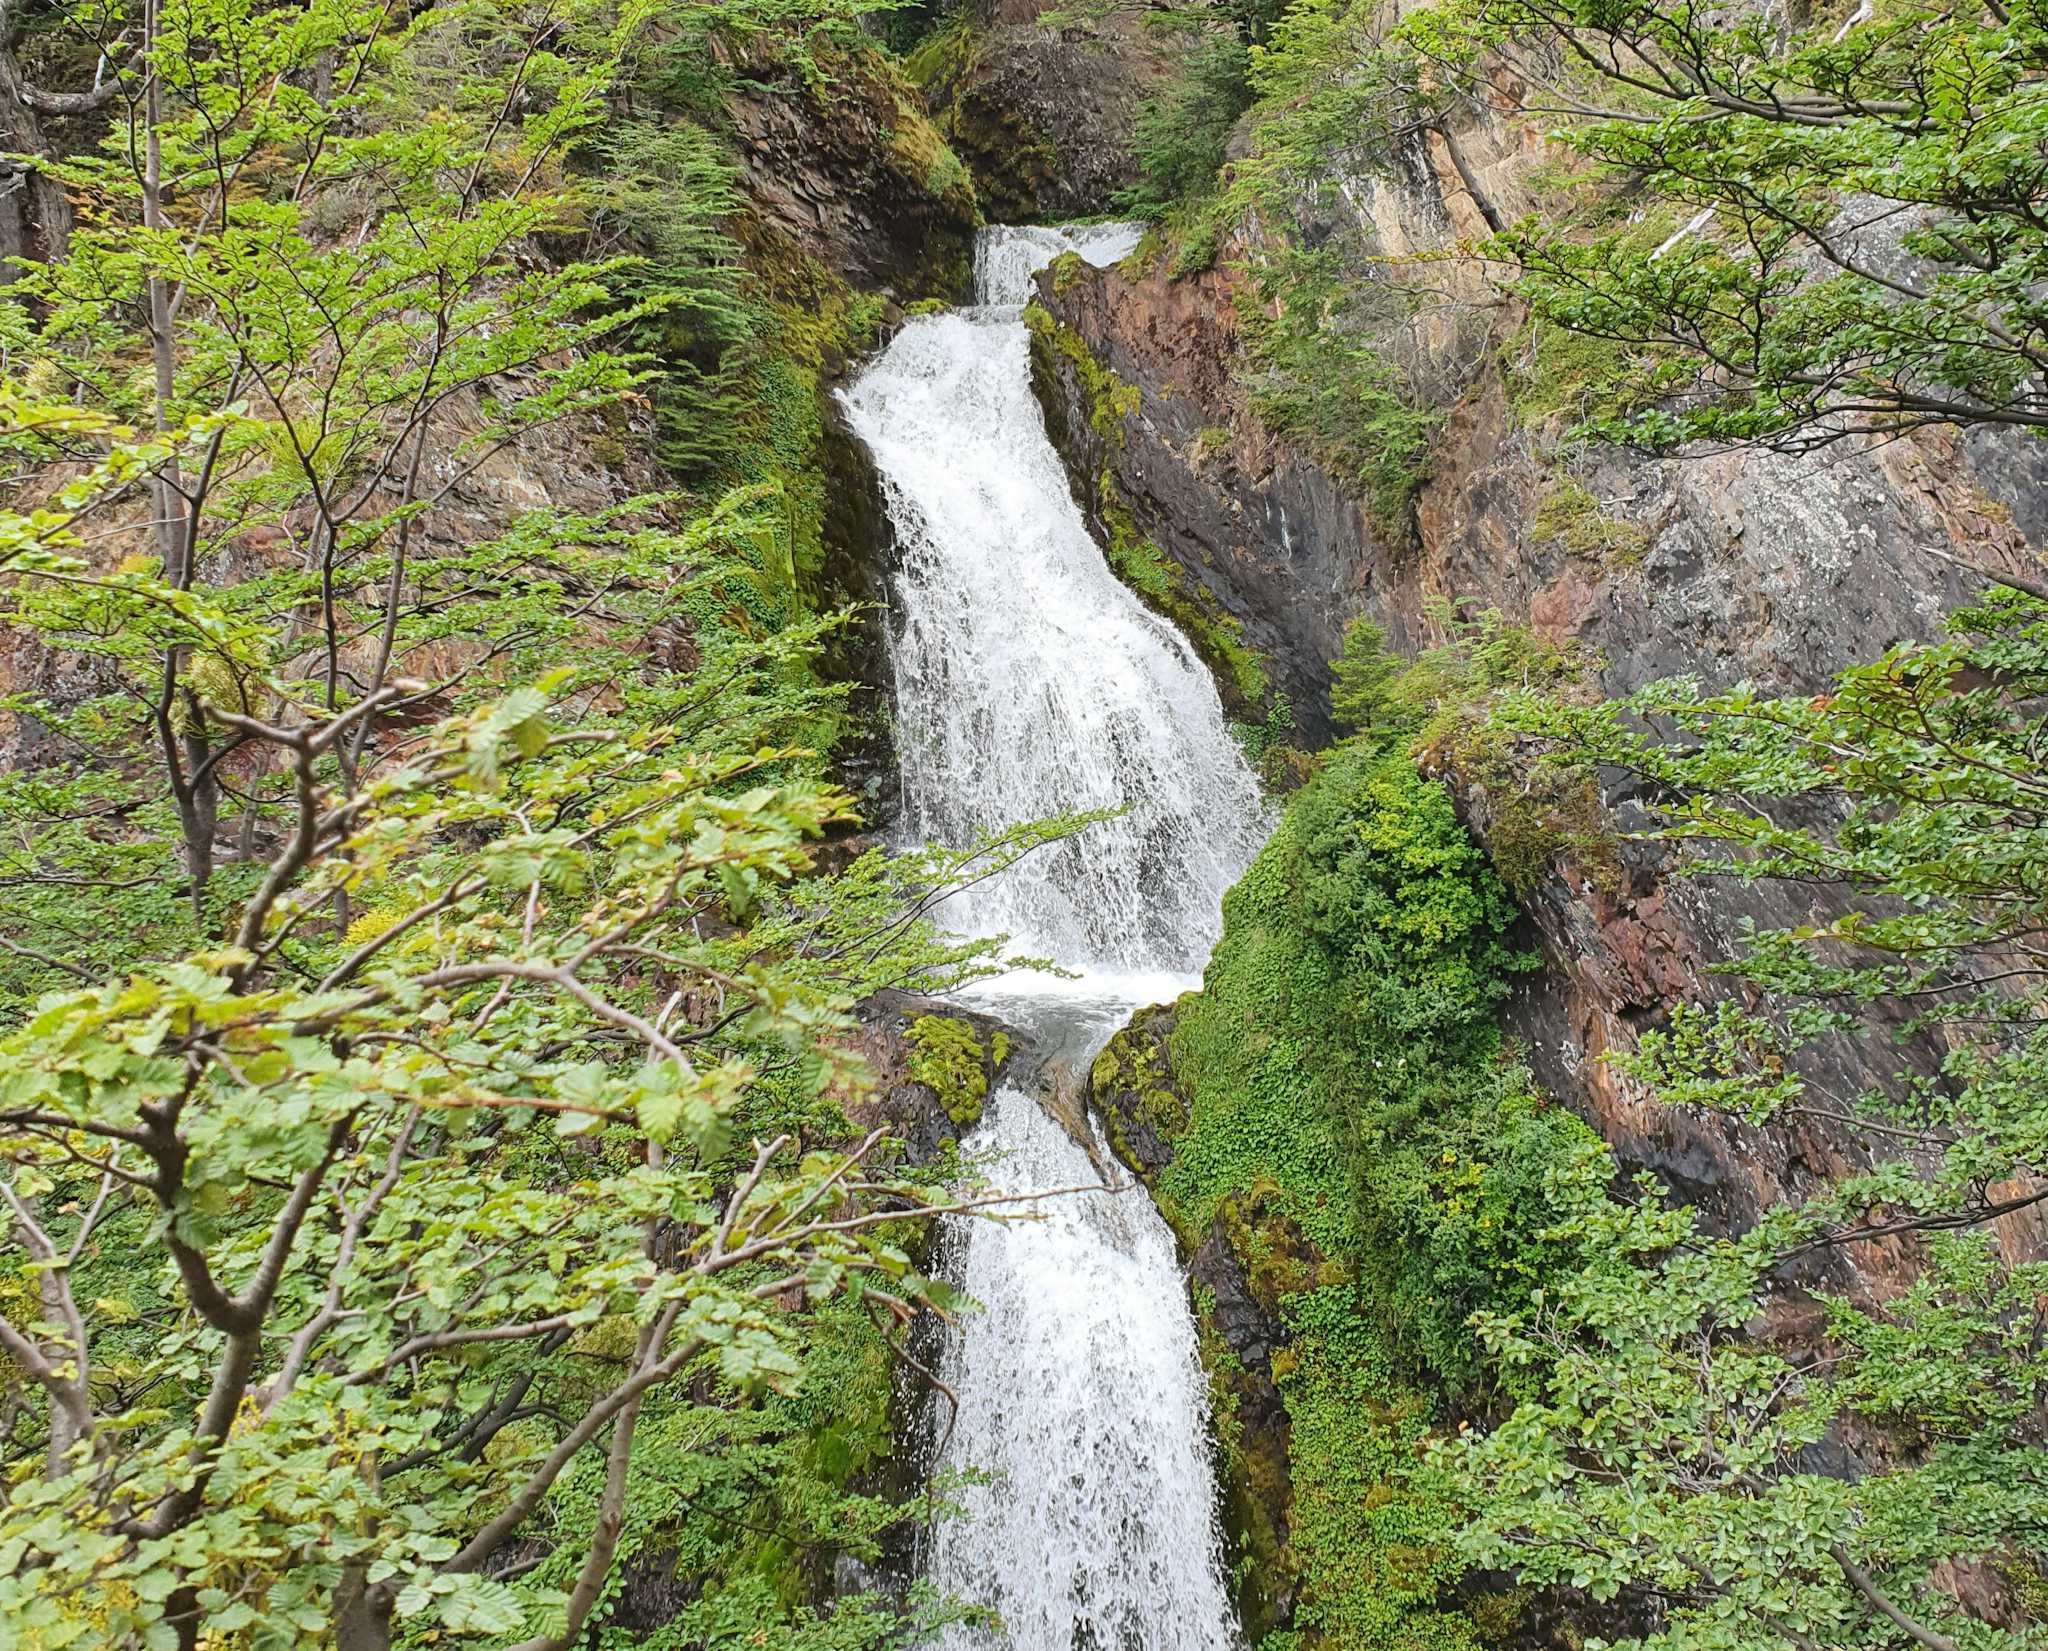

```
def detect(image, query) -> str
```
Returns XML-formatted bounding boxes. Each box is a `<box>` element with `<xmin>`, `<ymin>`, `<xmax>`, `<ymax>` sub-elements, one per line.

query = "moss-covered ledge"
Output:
<box><xmin>903</xmin><ymin>1012</ymin><xmax>1011</xmax><ymax>1131</ymax></box>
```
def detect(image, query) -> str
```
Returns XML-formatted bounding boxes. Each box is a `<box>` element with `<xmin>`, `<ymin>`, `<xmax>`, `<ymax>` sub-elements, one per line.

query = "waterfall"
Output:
<box><xmin>839</xmin><ymin>224</ymin><xmax>1268</xmax><ymax>1650</ymax></box>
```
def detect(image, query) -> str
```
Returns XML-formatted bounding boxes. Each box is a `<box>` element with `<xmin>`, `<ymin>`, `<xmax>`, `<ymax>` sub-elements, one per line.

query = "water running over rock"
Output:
<box><xmin>843</xmin><ymin>227</ymin><xmax>1265</xmax><ymax>973</ymax></box>
<box><xmin>840</xmin><ymin>223</ymin><xmax>1267</xmax><ymax>1650</ymax></box>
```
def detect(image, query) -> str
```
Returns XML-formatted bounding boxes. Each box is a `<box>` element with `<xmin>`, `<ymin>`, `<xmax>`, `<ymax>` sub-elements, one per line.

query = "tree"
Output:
<box><xmin>1438</xmin><ymin>591</ymin><xmax>2048</xmax><ymax>1650</ymax></box>
<box><xmin>1449</xmin><ymin>1186</ymin><xmax>2048</xmax><ymax>1651</ymax></box>
<box><xmin>0</xmin><ymin>0</ymin><xmax>128</xmax><ymax>271</ymax></box>
<box><xmin>0</xmin><ymin>0</ymin><xmax>1082</xmax><ymax>1643</ymax></box>
<box><xmin>6</xmin><ymin>0</ymin><xmax>654</xmax><ymax>919</ymax></box>
<box><xmin>1457</xmin><ymin>0</ymin><xmax>2048</xmax><ymax>450</ymax></box>
<box><xmin>0</xmin><ymin>409</ymin><xmax>1073</xmax><ymax>1651</ymax></box>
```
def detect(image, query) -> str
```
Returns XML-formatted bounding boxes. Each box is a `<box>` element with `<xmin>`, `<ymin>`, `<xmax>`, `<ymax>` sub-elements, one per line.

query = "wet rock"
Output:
<box><xmin>846</xmin><ymin>989</ymin><xmax>1033</xmax><ymax>1165</ymax></box>
<box><xmin>910</xmin><ymin>3</ymin><xmax>1174</xmax><ymax>220</ymax></box>
<box><xmin>813</xmin><ymin>399</ymin><xmax>902</xmax><ymax>819</ymax></box>
<box><xmin>1088</xmin><ymin>1002</ymin><xmax>1188</xmax><ymax>1181</ymax></box>
<box><xmin>1191</xmin><ymin>1212</ymin><xmax>1297</xmax><ymax>1641</ymax></box>
<box><xmin>1027</xmin><ymin>259</ymin><xmax>1361</xmax><ymax>742</ymax></box>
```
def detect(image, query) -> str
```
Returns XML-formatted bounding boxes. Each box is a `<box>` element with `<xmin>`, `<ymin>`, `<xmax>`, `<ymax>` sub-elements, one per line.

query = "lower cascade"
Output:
<box><xmin>840</xmin><ymin>227</ymin><xmax>1270</xmax><ymax>1647</ymax></box>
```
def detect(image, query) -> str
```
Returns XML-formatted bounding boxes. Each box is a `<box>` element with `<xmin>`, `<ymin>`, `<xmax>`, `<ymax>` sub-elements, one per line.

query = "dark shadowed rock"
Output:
<box><xmin>910</xmin><ymin>3</ymin><xmax>1173</xmax><ymax>220</ymax></box>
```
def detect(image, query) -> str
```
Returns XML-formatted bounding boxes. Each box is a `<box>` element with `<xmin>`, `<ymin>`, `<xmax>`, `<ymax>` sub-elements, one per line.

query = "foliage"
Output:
<box><xmin>1235</xmin><ymin>245</ymin><xmax>1440</xmax><ymax>542</ymax></box>
<box><xmin>1232</xmin><ymin>698</ymin><xmax>1311</xmax><ymax>793</ymax></box>
<box><xmin>1275</xmin><ymin>1288</ymin><xmax>1478</xmax><ymax>1651</ymax></box>
<box><xmin>1498</xmin><ymin>591</ymin><xmax>2048</xmax><ymax>1250</ymax></box>
<box><xmin>1328</xmin><ymin>608</ymin><xmax>1615</xmax><ymax>894</ymax></box>
<box><xmin>1165</xmin><ymin>738</ymin><xmax>1559</xmax><ymax>1322</ymax></box>
<box><xmin>0</xmin><ymin>394</ymin><xmax>1081</xmax><ymax>1647</ymax></box>
<box><xmin>1152</xmin><ymin>730</ymin><xmax>1595</xmax><ymax>1641</ymax></box>
<box><xmin>1446</xmin><ymin>1197</ymin><xmax>2048</xmax><ymax>1651</ymax></box>
<box><xmin>902</xmin><ymin>17</ymin><xmax>978</xmax><ymax>90</ymax></box>
<box><xmin>1501</xmin><ymin>304</ymin><xmax>1683</xmax><ymax>434</ymax></box>
<box><xmin>1462</xmin><ymin>0</ymin><xmax>2048</xmax><ymax>448</ymax></box>
<box><xmin>1435</xmin><ymin>590</ymin><xmax>2048</xmax><ymax>1649</ymax></box>
<box><xmin>589</xmin><ymin>116</ymin><xmax>758</xmax><ymax>483</ymax></box>
<box><xmin>0</xmin><ymin>0</ymin><xmax>1042</xmax><ymax>1644</ymax></box>
<box><xmin>1122</xmin><ymin>28</ymin><xmax>1254</xmax><ymax>216</ymax></box>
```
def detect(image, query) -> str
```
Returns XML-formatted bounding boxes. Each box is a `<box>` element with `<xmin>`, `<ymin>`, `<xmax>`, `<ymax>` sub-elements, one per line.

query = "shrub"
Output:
<box><xmin>1123</xmin><ymin>30</ymin><xmax>1254</xmax><ymax>214</ymax></box>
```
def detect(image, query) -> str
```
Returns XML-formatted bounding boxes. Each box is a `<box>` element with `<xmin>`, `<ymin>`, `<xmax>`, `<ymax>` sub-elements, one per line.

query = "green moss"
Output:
<box><xmin>904</xmin><ymin>1014</ymin><xmax>1002</xmax><ymax>1128</ymax></box>
<box><xmin>1102</xmin><ymin>490</ymin><xmax>1272</xmax><ymax>719</ymax></box>
<box><xmin>1162</xmin><ymin>744</ymin><xmax>1529</xmax><ymax>1260</ymax></box>
<box><xmin>1530</xmin><ymin>476</ymin><xmax>1650</xmax><ymax>568</ymax></box>
<box><xmin>1150</xmin><ymin>734</ymin><xmax>1602</xmax><ymax>1642</ymax></box>
<box><xmin>1504</xmin><ymin>313</ymin><xmax>1674</xmax><ymax>431</ymax></box>
<box><xmin>711</xmin><ymin>221</ymin><xmax>899</xmax><ymax>629</ymax></box>
<box><xmin>1089</xmin><ymin>1017</ymin><xmax>1192</xmax><ymax>1196</ymax></box>
<box><xmin>1119</xmin><ymin>228</ymin><xmax>1167</xmax><ymax>279</ymax></box>
<box><xmin>906</xmin><ymin>20</ymin><xmax>1057</xmax><ymax>222</ymax></box>
<box><xmin>1024</xmin><ymin>300</ymin><xmax>1140</xmax><ymax>444</ymax></box>
<box><xmin>1219</xmin><ymin>1180</ymin><xmax>1344</xmax><ymax>1313</ymax></box>
<box><xmin>1047</xmin><ymin>249</ymin><xmax>1087</xmax><ymax>295</ymax></box>
<box><xmin>1278</xmin><ymin>1289</ymin><xmax>1478</xmax><ymax>1651</ymax></box>
<box><xmin>1190</xmin><ymin>1281</ymin><xmax>1292</xmax><ymax>1641</ymax></box>
<box><xmin>904</xmin><ymin>18</ymin><xmax>979</xmax><ymax>90</ymax></box>
<box><xmin>887</xmin><ymin>110</ymin><xmax>978</xmax><ymax>223</ymax></box>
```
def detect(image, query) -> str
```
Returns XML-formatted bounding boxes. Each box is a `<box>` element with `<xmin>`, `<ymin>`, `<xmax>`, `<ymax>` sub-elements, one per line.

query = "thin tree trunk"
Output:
<box><xmin>0</xmin><ymin>41</ymin><xmax>76</xmax><ymax>274</ymax></box>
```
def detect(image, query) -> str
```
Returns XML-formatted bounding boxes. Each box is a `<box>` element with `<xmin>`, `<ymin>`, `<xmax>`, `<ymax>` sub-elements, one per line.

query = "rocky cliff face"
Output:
<box><xmin>727</xmin><ymin>42</ymin><xmax>981</xmax><ymax>302</ymax></box>
<box><xmin>908</xmin><ymin>1</ymin><xmax>1172</xmax><ymax>219</ymax></box>
<box><xmin>1030</xmin><ymin>119</ymin><xmax>2048</xmax><ymax>1278</ymax></box>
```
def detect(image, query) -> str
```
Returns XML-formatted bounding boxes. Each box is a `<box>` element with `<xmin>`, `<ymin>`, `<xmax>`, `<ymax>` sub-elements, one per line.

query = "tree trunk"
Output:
<box><xmin>332</xmin><ymin>1566</ymin><xmax>394</xmax><ymax>1651</ymax></box>
<box><xmin>0</xmin><ymin>43</ymin><xmax>75</xmax><ymax>276</ymax></box>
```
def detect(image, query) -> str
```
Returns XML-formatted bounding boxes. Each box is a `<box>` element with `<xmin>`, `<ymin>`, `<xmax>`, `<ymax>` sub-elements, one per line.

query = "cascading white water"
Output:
<box><xmin>844</xmin><ymin>229</ymin><xmax>1266</xmax><ymax>973</ymax></box>
<box><xmin>971</xmin><ymin>222</ymin><xmax>1146</xmax><ymax>305</ymax></box>
<box><xmin>839</xmin><ymin>225</ymin><xmax>1269</xmax><ymax>1650</ymax></box>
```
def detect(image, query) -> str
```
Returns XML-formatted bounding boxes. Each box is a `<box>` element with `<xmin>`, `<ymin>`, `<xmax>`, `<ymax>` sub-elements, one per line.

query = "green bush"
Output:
<box><xmin>1158</xmin><ymin>726</ymin><xmax>1603</xmax><ymax>1640</ymax></box>
<box><xmin>1236</xmin><ymin>248</ymin><xmax>1439</xmax><ymax>542</ymax></box>
<box><xmin>1123</xmin><ymin>30</ymin><xmax>1254</xmax><ymax>214</ymax></box>
<box><xmin>1164</xmin><ymin>741</ymin><xmax>1533</xmax><ymax>1261</ymax></box>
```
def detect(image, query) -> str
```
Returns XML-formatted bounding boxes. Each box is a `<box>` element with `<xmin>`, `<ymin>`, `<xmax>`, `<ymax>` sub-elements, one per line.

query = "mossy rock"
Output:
<box><xmin>908</xmin><ymin>23</ymin><xmax>1060</xmax><ymax>223</ymax></box>
<box><xmin>904</xmin><ymin>1013</ymin><xmax>1010</xmax><ymax>1129</ymax></box>
<box><xmin>1216</xmin><ymin>1178</ymin><xmax>1345</xmax><ymax>1320</ymax></box>
<box><xmin>1189</xmin><ymin>1277</ymin><xmax>1296</xmax><ymax>1641</ymax></box>
<box><xmin>1531</xmin><ymin>475</ymin><xmax>1649</xmax><ymax>568</ymax></box>
<box><xmin>1089</xmin><ymin>1003</ymin><xmax>1189</xmax><ymax>1182</ymax></box>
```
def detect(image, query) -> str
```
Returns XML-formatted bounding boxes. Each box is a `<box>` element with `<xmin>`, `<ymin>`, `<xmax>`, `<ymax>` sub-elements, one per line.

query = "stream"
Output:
<box><xmin>840</xmin><ymin>225</ymin><xmax>1269</xmax><ymax>1649</ymax></box>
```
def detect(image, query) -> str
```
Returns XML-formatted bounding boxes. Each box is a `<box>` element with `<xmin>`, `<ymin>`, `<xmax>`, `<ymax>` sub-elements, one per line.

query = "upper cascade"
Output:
<box><xmin>974</xmin><ymin>222</ymin><xmax>1146</xmax><ymax>307</ymax></box>
<box><xmin>839</xmin><ymin>224</ymin><xmax>1267</xmax><ymax>976</ymax></box>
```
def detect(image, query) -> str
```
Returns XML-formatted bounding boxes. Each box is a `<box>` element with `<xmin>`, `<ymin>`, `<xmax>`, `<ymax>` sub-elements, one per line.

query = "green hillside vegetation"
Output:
<box><xmin>2</xmin><ymin>0</ymin><xmax>2046</xmax><ymax>1645</ymax></box>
